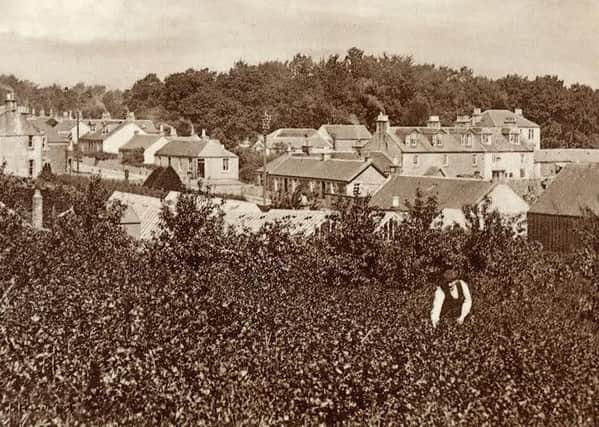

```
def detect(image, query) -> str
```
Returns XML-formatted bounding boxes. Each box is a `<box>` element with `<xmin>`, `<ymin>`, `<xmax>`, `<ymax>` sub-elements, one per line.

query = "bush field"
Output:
<box><xmin>0</xmin><ymin>174</ymin><xmax>597</xmax><ymax>425</ymax></box>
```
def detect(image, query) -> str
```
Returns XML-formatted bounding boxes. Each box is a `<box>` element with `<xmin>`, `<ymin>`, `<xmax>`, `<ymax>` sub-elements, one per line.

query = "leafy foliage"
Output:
<box><xmin>0</xmin><ymin>175</ymin><xmax>598</xmax><ymax>425</ymax></box>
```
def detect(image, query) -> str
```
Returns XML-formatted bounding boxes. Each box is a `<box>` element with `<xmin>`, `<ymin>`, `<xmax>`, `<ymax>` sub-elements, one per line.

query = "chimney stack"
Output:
<box><xmin>427</xmin><ymin>115</ymin><xmax>441</xmax><ymax>128</ymax></box>
<box><xmin>375</xmin><ymin>112</ymin><xmax>390</xmax><ymax>151</ymax></box>
<box><xmin>471</xmin><ymin>108</ymin><xmax>482</xmax><ymax>125</ymax></box>
<box><xmin>201</xmin><ymin>128</ymin><xmax>207</xmax><ymax>140</ymax></box>
<box><xmin>5</xmin><ymin>92</ymin><xmax>16</xmax><ymax>112</ymax></box>
<box><xmin>32</xmin><ymin>189</ymin><xmax>43</xmax><ymax>230</ymax></box>
<box><xmin>389</xmin><ymin>156</ymin><xmax>401</xmax><ymax>175</ymax></box>
<box><xmin>302</xmin><ymin>134</ymin><xmax>312</xmax><ymax>156</ymax></box>
<box><xmin>392</xmin><ymin>195</ymin><xmax>400</xmax><ymax>209</ymax></box>
<box><xmin>514</xmin><ymin>108</ymin><xmax>523</xmax><ymax>116</ymax></box>
<box><xmin>320</xmin><ymin>147</ymin><xmax>333</xmax><ymax>161</ymax></box>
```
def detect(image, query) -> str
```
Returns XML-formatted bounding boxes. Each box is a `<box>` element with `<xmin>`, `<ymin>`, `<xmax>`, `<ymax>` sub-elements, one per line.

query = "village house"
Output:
<box><xmin>118</xmin><ymin>134</ymin><xmax>169</xmax><ymax>164</ymax></box>
<box><xmin>53</xmin><ymin>118</ymin><xmax>91</xmax><ymax>144</ymax></box>
<box><xmin>318</xmin><ymin>124</ymin><xmax>372</xmax><ymax>153</ymax></box>
<box><xmin>261</xmin><ymin>153</ymin><xmax>386</xmax><ymax>198</ymax></box>
<box><xmin>527</xmin><ymin>163</ymin><xmax>599</xmax><ymax>252</ymax></box>
<box><xmin>363</xmin><ymin>109</ymin><xmax>539</xmax><ymax>180</ymax></box>
<box><xmin>154</xmin><ymin>135</ymin><xmax>239</xmax><ymax>188</ymax></box>
<box><xmin>78</xmin><ymin>121</ymin><xmax>147</xmax><ymax>155</ymax></box>
<box><xmin>0</xmin><ymin>93</ymin><xmax>45</xmax><ymax>177</ymax></box>
<box><xmin>266</xmin><ymin>128</ymin><xmax>332</xmax><ymax>155</ymax></box>
<box><xmin>28</xmin><ymin>117</ymin><xmax>70</xmax><ymax>174</ymax></box>
<box><xmin>369</xmin><ymin>175</ymin><xmax>529</xmax><ymax>230</ymax></box>
<box><xmin>534</xmin><ymin>148</ymin><xmax>599</xmax><ymax>177</ymax></box>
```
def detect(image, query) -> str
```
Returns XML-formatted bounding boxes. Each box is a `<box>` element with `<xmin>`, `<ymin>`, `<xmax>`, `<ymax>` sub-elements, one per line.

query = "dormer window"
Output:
<box><xmin>433</xmin><ymin>134</ymin><xmax>443</xmax><ymax>147</ymax></box>
<box><xmin>409</xmin><ymin>135</ymin><xmax>417</xmax><ymax>147</ymax></box>
<box><xmin>482</xmin><ymin>133</ymin><xmax>491</xmax><ymax>144</ymax></box>
<box><xmin>466</xmin><ymin>134</ymin><xmax>473</xmax><ymax>147</ymax></box>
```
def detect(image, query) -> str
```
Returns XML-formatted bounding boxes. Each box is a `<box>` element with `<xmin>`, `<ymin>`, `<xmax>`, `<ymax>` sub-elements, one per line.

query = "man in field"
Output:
<box><xmin>430</xmin><ymin>269</ymin><xmax>472</xmax><ymax>328</ymax></box>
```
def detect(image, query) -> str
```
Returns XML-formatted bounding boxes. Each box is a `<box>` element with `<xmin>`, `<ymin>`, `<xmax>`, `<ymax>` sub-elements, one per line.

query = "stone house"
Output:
<box><xmin>363</xmin><ymin>110</ymin><xmax>538</xmax><ymax>181</ymax></box>
<box><xmin>318</xmin><ymin>124</ymin><xmax>372</xmax><ymax>153</ymax></box>
<box><xmin>0</xmin><ymin>93</ymin><xmax>45</xmax><ymax>177</ymax></box>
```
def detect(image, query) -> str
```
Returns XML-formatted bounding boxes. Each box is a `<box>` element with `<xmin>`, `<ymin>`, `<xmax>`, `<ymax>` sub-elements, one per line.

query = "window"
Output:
<box><xmin>520</xmin><ymin>154</ymin><xmax>525</xmax><ymax>164</ymax></box>
<box><xmin>528</xmin><ymin>129</ymin><xmax>534</xmax><ymax>139</ymax></box>
<box><xmin>353</xmin><ymin>183</ymin><xmax>361</xmax><ymax>196</ymax></box>
<box><xmin>28</xmin><ymin>160</ymin><xmax>34</xmax><ymax>177</ymax></box>
<box><xmin>510</xmin><ymin>133</ymin><xmax>519</xmax><ymax>144</ymax></box>
<box><xmin>520</xmin><ymin>168</ymin><xmax>526</xmax><ymax>178</ymax></box>
<box><xmin>328</xmin><ymin>182</ymin><xmax>335</xmax><ymax>194</ymax></box>
<box><xmin>168</xmin><ymin>156</ymin><xmax>171</xmax><ymax>167</ymax></box>
<box><xmin>466</xmin><ymin>134</ymin><xmax>473</xmax><ymax>147</ymax></box>
<box><xmin>28</xmin><ymin>136</ymin><xmax>33</xmax><ymax>149</ymax></box>
<box><xmin>413</xmin><ymin>155</ymin><xmax>419</xmax><ymax>166</ymax></box>
<box><xmin>433</xmin><ymin>135</ymin><xmax>442</xmax><ymax>147</ymax></box>
<box><xmin>222</xmin><ymin>158</ymin><xmax>229</xmax><ymax>171</ymax></box>
<box><xmin>482</xmin><ymin>133</ymin><xmax>491</xmax><ymax>144</ymax></box>
<box><xmin>443</xmin><ymin>154</ymin><xmax>449</xmax><ymax>166</ymax></box>
<box><xmin>472</xmin><ymin>154</ymin><xmax>478</xmax><ymax>166</ymax></box>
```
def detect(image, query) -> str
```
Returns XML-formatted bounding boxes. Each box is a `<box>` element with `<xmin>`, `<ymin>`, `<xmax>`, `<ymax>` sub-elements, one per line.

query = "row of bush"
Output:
<box><xmin>0</xmin><ymin>173</ymin><xmax>597</xmax><ymax>425</ymax></box>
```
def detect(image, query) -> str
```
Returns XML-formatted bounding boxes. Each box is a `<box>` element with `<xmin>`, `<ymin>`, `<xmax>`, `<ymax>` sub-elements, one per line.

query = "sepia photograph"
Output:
<box><xmin>0</xmin><ymin>0</ymin><xmax>598</xmax><ymax>425</ymax></box>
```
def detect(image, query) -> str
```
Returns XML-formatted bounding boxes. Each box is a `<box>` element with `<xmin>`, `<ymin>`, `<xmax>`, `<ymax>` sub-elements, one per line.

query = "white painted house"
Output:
<box><xmin>370</xmin><ymin>175</ymin><xmax>529</xmax><ymax>229</ymax></box>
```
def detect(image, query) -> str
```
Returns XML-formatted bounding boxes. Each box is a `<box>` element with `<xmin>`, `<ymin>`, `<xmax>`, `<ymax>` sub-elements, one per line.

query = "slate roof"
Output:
<box><xmin>364</xmin><ymin>151</ymin><xmax>394</xmax><ymax>173</ymax></box>
<box><xmin>267</xmin><ymin>157</ymin><xmax>383</xmax><ymax>182</ymax></box>
<box><xmin>268</xmin><ymin>128</ymin><xmax>331</xmax><ymax>150</ymax></box>
<box><xmin>534</xmin><ymin>149</ymin><xmax>599</xmax><ymax>163</ymax></box>
<box><xmin>80</xmin><ymin>122</ymin><xmax>127</xmax><ymax>141</ymax></box>
<box><xmin>528</xmin><ymin>163</ymin><xmax>599</xmax><ymax>217</ymax></box>
<box><xmin>119</xmin><ymin>134</ymin><xmax>163</xmax><ymax>151</ymax></box>
<box><xmin>478</xmin><ymin>110</ymin><xmax>540</xmax><ymax>128</ymax></box>
<box><xmin>155</xmin><ymin>139</ymin><xmax>237</xmax><ymax>158</ymax></box>
<box><xmin>370</xmin><ymin>175</ymin><xmax>496</xmax><ymax>211</ymax></box>
<box><xmin>320</xmin><ymin>124</ymin><xmax>372</xmax><ymax>141</ymax></box>
<box><xmin>54</xmin><ymin>120</ymin><xmax>80</xmax><ymax>133</ymax></box>
<box><xmin>0</xmin><ymin>110</ymin><xmax>42</xmax><ymax>136</ymax></box>
<box><xmin>133</xmin><ymin>120</ymin><xmax>159</xmax><ymax>133</ymax></box>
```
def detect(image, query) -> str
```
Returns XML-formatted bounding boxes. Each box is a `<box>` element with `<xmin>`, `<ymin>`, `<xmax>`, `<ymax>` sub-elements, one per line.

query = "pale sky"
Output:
<box><xmin>0</xmin><ymin>0</ymin><xmax>597</xmax><ymax>89</ymax></box>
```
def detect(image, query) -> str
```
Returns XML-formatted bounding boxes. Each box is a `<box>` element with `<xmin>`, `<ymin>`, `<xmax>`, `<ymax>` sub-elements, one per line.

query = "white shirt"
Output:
<box><xmin>430</xmin><ymin>279</ymin><xmax>472</xmax><ymax>328</ymax></box>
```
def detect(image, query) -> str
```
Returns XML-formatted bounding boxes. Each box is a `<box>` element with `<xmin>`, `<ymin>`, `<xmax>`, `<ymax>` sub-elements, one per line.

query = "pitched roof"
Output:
<box><xmin>133</xmin><ymin>120</ymin><xmax>159</xmax><ymax>133</ymax></box>
<box><xmin>364</xmin><ymin>151</ymin><xmax>394</xmax><ymax>173</ymax></box>
<box><xmin>119</xmin><ymin>134</ymin><xmax>163</xmax><ymax>151</ymax></box>
<box><xmin>528</xmin><ymin>164</ymin><xmax>599</xmax><ymax>217</ymax></box>
<box><xmin>80</xmin><ymin>121</ymin><xmax>129</xmax><ymax>141</ymax></box>
<box><xmin>54</xmin><ymin>120</ymin><xmax>80</xmax><ymax>133</ymax></box>
<box><xmin>268</xmin><ymin>157</ymin><xmax>383</xmax><ymax>182</ymax></box>
<box><xmin>155</xmin><ymin>139</ymin><xmax>237</xmax><ymax>158</ymax></box>
<box><xmin>387</xmin><ymin>127</ymin><xmax>487</xmax><ymax>153</ymax></box>
<box><xmin>268</xmin><ymin>128</ymin><xmax>331</xmax><ymax>150</ymax></box>
<box><xmin>108</xmin><ymin>191</ymin><xmax>164</xmax><ymax>239</ymax></box>
<box><xmin>320</xmin><ymin>124</ymin><xmax>372</xmax><ymax>141</ymax></box>
<box><xmin>370</xmin><ymin>175</ymin><xmax>495</xmax><ymax>210</ymax></box>
<box><xmin>0</xmin><ymin>111</ymin><xmax>42</xmax><ymax>136</ymax></box>
<box><xmin>534</xmin><ymin>149</ymin><xmax>599</xmax><ymax>163</ymax></box>
<box><xmin>478</xmin><ymin>110</ymin><xmax>540</xmax><ymax>128</ymax></box>
<box><xmin>28</xmin><ymin>118</ymin><xmax>67</xmax><ymax>143</ymax></box>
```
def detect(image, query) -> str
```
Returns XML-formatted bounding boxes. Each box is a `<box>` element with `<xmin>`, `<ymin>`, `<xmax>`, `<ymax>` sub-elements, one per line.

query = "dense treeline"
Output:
<box><xmin>0</xmin><ymin>173</ymin><xmax>598</xmax><ymax>424</ymax></box>
<box><xmin>124</xmin><ymin>49</ymin><xmax>599</xmax><ymax>149</ymax></box>
<box><xmin>3</xmin><ymin>48</ymin><xmax>599</xmax><ymax>149</ymax></box>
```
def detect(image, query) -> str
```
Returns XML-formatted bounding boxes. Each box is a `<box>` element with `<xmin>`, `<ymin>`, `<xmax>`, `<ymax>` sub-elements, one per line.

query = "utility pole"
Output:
<box><xmin>261</xmin><ymin>111</ymin><xmax>271</xmax><ymax>207</ymax></box>
<box><xmin>76</xmin><ymin>110</ymin><xmax>80</xmax><ymax>173</ymax></box>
